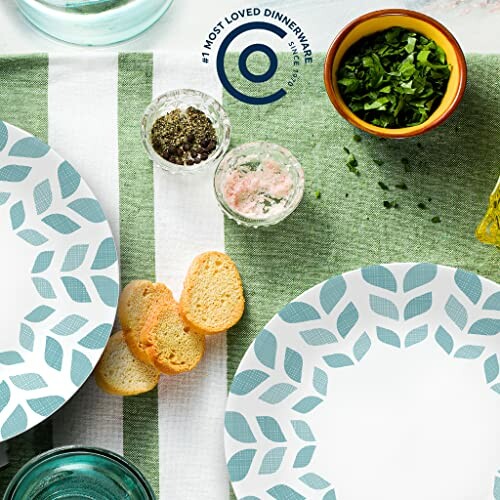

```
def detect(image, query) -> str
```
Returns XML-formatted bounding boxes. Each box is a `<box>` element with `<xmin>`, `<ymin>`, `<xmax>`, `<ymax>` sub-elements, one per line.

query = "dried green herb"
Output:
<box><xmin>150</xmin><ymin>107</ymin><xmax>217</xmax><ymax>166</ymax></box>
<box><xmin>431</xmin><ymin>216</ymin><xmax>441</xmax><ymax>223</ymax></box>
<box><xmin>418</xmin><ymin>202</ymin><xmax>428</xmax><ymax>209</ymax></box>
<box><xmin>343</xmin><ymin>146</ymin><xmax>350</xmax><ymax>154</ymax></box>
<box><xmin>315</xmin><ymin>190</ymin><xmax>321</xmax><ymax>199</ymax></box>
<box><xmin>337</xmin><ymin>27</ymin><xmax>450</xmax><ymax>128</ymax></box>
<box><xmin>384</xmin><ymin>200</ymin><xmax>399</xmax><ymax>209</ymax></box>
<box><xmin>378</xmin><ymin>181</ymin><xmax>390</xmax><ymax>191</ymax></box>
<box><xmin>373</xmin><ymin>159</ymin><xmax>384</xmax><ymax>166</ymax></box>
<box><xmin>395</xmin><ymin>182</ymin><xmax>408</xmax><ymax>190</ymax></box>
<box><xmin>353</xmin><ymin>134</ymin><xmax>362</xmax><ymax>142</ymax></box>
<box><xmin>346</xmin><ymin>153</ymin><xmax>361</xmax><ymax>176</ymax></box>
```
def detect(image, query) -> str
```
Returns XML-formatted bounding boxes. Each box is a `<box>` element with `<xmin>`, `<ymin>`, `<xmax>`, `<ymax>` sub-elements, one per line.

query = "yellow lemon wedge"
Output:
<box><xmin>476</xmin><ymin>175</ymin><xmax>500</xmax><ymax>248</ymax></box>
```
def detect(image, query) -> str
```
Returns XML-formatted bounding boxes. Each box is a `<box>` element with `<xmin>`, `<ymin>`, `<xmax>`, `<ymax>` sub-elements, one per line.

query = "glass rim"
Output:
<box><xmin>3</xmin><ymin>445</ymin><xmax>156</xmax><ymax>499</ymax></box>
<box><xmin>141</xmin><ymin>88</ymin><xmax>231</xmax><ymax>175</ymax></box>
<box><xmin>213</xmin><ymin>141</ymin><xmax>305</xmax><ymax>228</ymax></box>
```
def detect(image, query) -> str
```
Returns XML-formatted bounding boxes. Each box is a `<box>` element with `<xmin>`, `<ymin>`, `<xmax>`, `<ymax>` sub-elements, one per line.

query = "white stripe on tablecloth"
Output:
<box><xmin>153</xmin><ymin>52</ymin><xmax>229</xmax><ymax>500</ymax></box>
<box><xmin>48</xmin><ymin>54</ymin><xmax>123</xmax><ymax>454</ymax></box>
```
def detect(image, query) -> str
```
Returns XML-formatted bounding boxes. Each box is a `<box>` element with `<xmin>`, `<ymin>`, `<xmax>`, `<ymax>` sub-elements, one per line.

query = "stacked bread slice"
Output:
<box><xmin>95</xmin><ymin>252</ymin><xmax>244</xmax><ymax>396</ymax></box>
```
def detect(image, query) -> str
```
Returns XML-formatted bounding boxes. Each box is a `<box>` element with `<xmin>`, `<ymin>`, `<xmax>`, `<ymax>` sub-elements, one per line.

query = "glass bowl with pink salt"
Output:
<box><xmin>214</xmin><ymin>142</ymin><xmax>304</xmax><ymax>227</ymax></box>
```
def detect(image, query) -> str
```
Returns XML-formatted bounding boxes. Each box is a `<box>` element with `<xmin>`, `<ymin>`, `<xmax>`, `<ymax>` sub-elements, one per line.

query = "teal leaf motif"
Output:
<box><xmin>337</xmin><ymin>302</ymin><xmax>358</xmax><ymax>338</ymax></box>
<box><xmin>230</xmin><ymin>369</ymin><xmax>269</xmax><ymax>395</ymax></box>
<box><xmin>0</xmin><ymin>121</ymin><xmax>7</xmax><ymax>151</ymax></box>
<box><xmin>284</xmin><ymin>348</ymin><xmax>303</xmax><ymax>383</ymax></box>
<box><xmin>279</xmin><ymin>302</ymin><xmax>321</xmax><ymax>323</ymax></box>
<box><xmin>70</xmin><ymin>350</ymin><xmax>92</xmax><ymax>386</ymax></box>
<box><xmin>260</xmin><ymin>383</ymin><xmax>297</xmax><ymax>404</ymax></box>
<box><xmin>0</xmin><ymin>351</ymin><xmax>24</xmax><ymax>365</ymax></box>
<box><xmin>19</xmin><ymin>323</ymin><xmax>34</xmax><ymax>351</ymax></box>
<box><xmin>0</xmin><ymin>192</ymin><xmax>10</xmax><ymax>205</ymax></box>
<box><xmin>68</xmin><ymin>198</ymin><xmax>106</xmax><ymax>223</ymax></box>
<box><xmin>32</xmin><ymin>277</ymin><xmax>56</xmax><ymax>299</ymax></box>
<box><xmin>353</xmin><ymin>332</ymin><xmax>371</xmax><ymax>361</ymax></box>
<box><xmin>32</xmin><ymin>251</ymin><xmax>54</xmax><ymax>273</ymax></box>
<box><xmin>445</xmin><ymin>295</ymin><xmax>468</xmax><ymax>330</ymax></box>
<box><xmin>25</xmin><ymin>305</ymin><xmax>55</xmax><ymax>322</ymax></box>
<box><xmin>405</xmin><ymin>325</ymin><xmax>428</xmax><ymax>348</ymax></box>
<box><xmin>300</xmin><ymin>472</ymin><xmax>330</xmax><ymax>489</ymax></box>
<box><xmin>491</xmin><ymin>383</ymin><xmax>500</xmax><ymax>395</ymax></box>
<box><xmin>78</xmin><ymin>323</ymin><xmax>112</xmax><ymax>349</ymax></box>
<box><xmin>403</xmin><ymin>263</ymin><xmax>437</xmax><ymax>292</ymax></box>
<box><xmin>323</xmin><ymin>353</ymin><xmax>354</xmax><ymax>368</ymax></box>
<box><xmin>0</xmin><ymin>165</ymin><xmax>31</xmax><ymax>182</ymax></box>
<box><xmin>484</xmin><ymin>355</ymin><xmax>499</xmax><ymax>383</ymax></box>
<box><xmin>51</xmin><ymin>314</ymin><xmax>88</xmax><ymax>336</ymax></box>
<box><xmin>27</xmin><ymin>396</ymin><xmax>64</xmax><ymax>416</ymax></box>
<box><xmin>45</xmin><ymin>337</ymin><xmax>63</xmax><ymax>371</ymax></box>
<box><xmin>370</xmin><ymin>295</ymin><xmax>399</xmax><ymax>320</ymax></box>
<box><xmin>10</xmin><ymin>373</ymin><xmax>47</xmax><ymax>390</ymax></box>
<box><xmin>454</xmin><ymin>345</ymin><xmax>485</xmax><ymax>359</ymax></box>
<box><xmin>377</xmin><ymin>327</ymin><xmax>401</xmax><ymax>348</ymax></box>
<box><xmin>291</xmin><ymin>420</ymin><xmax>315</xmax><ymax>441</ymax></box>
<box><xmin>91</xmin><ymin>237</ymin><xmax>117</xmax><ymax>270</ymax></box>
<box><xmin>258</xmin><ymin>447</ymin><xmax>286</xmax><ymax>475</ymax></box>
<box><xmin>225</xmin><ymin>411</ymin><xmax>256</xmax><ymax>443</ymax></box>
<box><xmin>320</xmin><ymin>275</ymin><xmax>347</xmax><ymax>314</ymax></box>
<box><xmin>254</xmin><ymin>329</ymin><xmax>277</xmax><ymax>370</ymax></box>
<box><xmin>0</xmin><ymin>381</ymin><xmax>10</xmax><ymax>413</ymax></box>
<box><xmin>33</xmin><ymin>179</ymin><xmax>52</xmax><ymax>215</ymax></box>
<box><xmin>256</xmin><ymin>416</ymin><xmax>286</xmax><ymax>442</ymax></box>
<box><xmin>292</xmin><ymin>396</ymin><xmax>323</xmax><ymax>414</ymax></box>
<box><xmin>362</xmin><ymin>265</ymin><xmax>397</xmax><ymax>292</ymax></box>
<box><xmin>300</xmin><ymin>328</ymin><xmax>337</xmax><ymax>346</ymax></box>
<box><xmin>435</xmin><ymin>326</ymin><xmax>454</xmax><ymax>354</ymax></box>
<box><xmin>268</xmin><ymin>485</ymin><xmax>305</xmax><ymax>500</ymax></box>
<box><xmin>61</xmin><ymin>244</ymin><xmax>88</xmax><ymax>272</ymax></box>
<box><xmin>484</xmin><ymin>292</ymin><xmax>500</xmax><ymax>311</ymax></box>
<box><xmin>469</xmin><ymin>319</ymin><xmax>500</xmax><ymax>336</ymax></box>
<box><xmin>1</xmin><ymin>405</ymin><xmax>27</xmax><ymax>440</ymax></box>
<box><xmin>293</xmin><ymin>446</ymin><xmax>316</xmax><ymax>468</ymax></box>
<box><xmin>404</xmin><ymin>292</ymin><xmax>432</xmax><ymax>320</ymax></box>
<box><xmin>324</xmin><ymin>490</ymin><xmax>337</xmax><ymax>500</ymax></box>
<box><xmin>9</xmin><ymin>136</ymin><xmax>50</xmax><ymax>158</ymax></box>
<box><xmin>313</xmin><ymin>367</ymin><xmax>328</xmax><ymax>396</ymax></box>
<box><xmin>58</xmin><ymin>161</ymin><xmax>81</xmax><ymax>199</ymax></box>
<box><xmin>91</xmin><ymin>276</ymin><xmax>119</xmax><ymax>307</ymax></box>
<box><xmin>10</xmin><ymin>201</ymin><xmax>25</xmax><ymax>230</ymax></box>
<box><xmin>18</xmin><ymin>229</ymin><xmax>47</xmax><ymax>246</ymax></box>
<box><xmin>227</xmin><ymin>449</ymin><xmax>256</xmax><ymax>482</ymax></box>
<box><xmin>454</xmin><ymin>269</ymin><xmax>482</xmax><ymax>305</ymax></box>
<box><xmin>61</xmin><ymin>277</ymin><xmax>91</xmax><ymax>303</ymax></box>
<box><xmin>42</xmin><ymin>214</ymin><xmax>80</xmax><ymax>234</ymax></box>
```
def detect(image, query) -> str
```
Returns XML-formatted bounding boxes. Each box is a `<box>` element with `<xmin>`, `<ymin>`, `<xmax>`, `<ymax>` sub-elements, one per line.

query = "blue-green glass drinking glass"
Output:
<box><xmin>3</xmin><ymin>446</ymin><xmax>156</xmax><ymax>499</ymax></box>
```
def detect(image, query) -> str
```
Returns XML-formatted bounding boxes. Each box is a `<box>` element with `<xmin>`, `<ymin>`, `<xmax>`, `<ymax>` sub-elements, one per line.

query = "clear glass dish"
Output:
<box><xmin>214</xmin><ymin>142</ymin><xmax>305</xmax><ymax>228</ymax></box>
<box><xmin>15</xmin><ymin>0</ymin><xmax>173</xmax><ymax>46</ymax></box>
<box><xmin>141</xmin><ymin>89</ymin><xmax>231</xmax><ymax>175</ymax></box>
<box><xmin>4</xmin><ymin>446</ymin><xmax>155</xmax><ymax>499</ymax></box>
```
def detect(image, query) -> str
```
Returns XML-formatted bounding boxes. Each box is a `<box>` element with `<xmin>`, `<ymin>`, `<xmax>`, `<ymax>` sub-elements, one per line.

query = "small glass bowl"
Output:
<box><xmin>214</xmin><ymin>142</ymin><xmax>305</xmax><ymax>228</ymax></box>
<box><xmin>4</xmin><ymin>446</ymin><xmax>155</xmax><ymax>499</ymax></box>
<box><xmin>141</xmin><ymin>89</ymin><xmax>231</xmax><ymax>175</ymax></box>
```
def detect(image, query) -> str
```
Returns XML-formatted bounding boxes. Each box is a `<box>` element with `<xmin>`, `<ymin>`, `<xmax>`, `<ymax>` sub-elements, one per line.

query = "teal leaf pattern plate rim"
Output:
<box><xmin>0</xmin><ymin>121</ymin><xmax>119</xmax><ymax>442</ymax></box>
<box><xmin>225</xmin><ymin>263</ymin><xmax>500</xmax><ymax>500</ymax></box>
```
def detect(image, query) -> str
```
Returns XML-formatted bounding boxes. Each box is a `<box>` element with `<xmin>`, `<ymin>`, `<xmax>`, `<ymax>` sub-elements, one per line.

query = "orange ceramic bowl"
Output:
<box><xmin>324</xmin><ymin>9</ymin><xmax>467</xmax><ymax>138</ymax></box>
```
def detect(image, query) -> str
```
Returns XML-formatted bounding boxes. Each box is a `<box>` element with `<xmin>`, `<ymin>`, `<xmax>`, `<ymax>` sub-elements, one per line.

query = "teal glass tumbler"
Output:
<box><xmin>3</xmin><ymin>446</ymin><xmax>156</xmax><ymax>499</ymax></box>
<box><xmin>15</xmin><ymin>0</ymin><xmax>174</xmax><ymax>46</ymax></box>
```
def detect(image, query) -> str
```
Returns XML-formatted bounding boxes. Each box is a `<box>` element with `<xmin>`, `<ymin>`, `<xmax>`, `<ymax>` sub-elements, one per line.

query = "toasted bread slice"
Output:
<box><xmin>141</xmin><ymin>292</ymin><xmax>205</xmax><ymax>374</ymax></box>
<box><xmin>95</xmin><ymin>331</ymin><xmax>159</xmax><ymax>396</ymax></box>
<box><xmin>180</xmin><ymin>251</ymin><xmax>244</xmax><ymax>334</ymax></box>
<box><xmin>118</xmin><ymin>280</ymin><xmax>173</xmax><ymax>364</ymax></box>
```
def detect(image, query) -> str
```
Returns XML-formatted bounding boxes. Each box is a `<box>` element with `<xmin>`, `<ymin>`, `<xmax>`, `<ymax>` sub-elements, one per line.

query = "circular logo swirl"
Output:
<box><xmin>216</xmin><ymin>21</ymin><xmax>287</xmax><ymax>105</ymax></box>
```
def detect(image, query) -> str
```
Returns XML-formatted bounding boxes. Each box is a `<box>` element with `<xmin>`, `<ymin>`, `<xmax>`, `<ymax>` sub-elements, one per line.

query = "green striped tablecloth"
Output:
<box><xmin>0</xmin><ymin>53</ymin><xmax>498</xmax><ymax>499</ymax></box>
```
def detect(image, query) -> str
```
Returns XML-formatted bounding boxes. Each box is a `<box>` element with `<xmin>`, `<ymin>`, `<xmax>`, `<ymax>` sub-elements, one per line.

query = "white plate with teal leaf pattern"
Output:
<box><xmin>0</xmin><ymin>121</ymin><xmax>119</xmax><ymax>442</ymax></box>
<box><xmin>225</xmin><ymin>263</ymin><xmax>500</xmax><ymax>500</ymax></box>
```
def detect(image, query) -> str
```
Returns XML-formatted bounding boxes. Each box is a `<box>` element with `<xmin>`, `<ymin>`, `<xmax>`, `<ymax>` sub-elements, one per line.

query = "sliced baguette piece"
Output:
<box><xmin>118</xmin><ymin>280</ymin><xmax>173</xmax><ymax>364</ymax></box>
<box><xmin>180</xmin><ymin>251</ymin><xmax>244</xmax><ymax>335</ymax></box>
<box><xmin>95</xmin><ymin>331</ymin><xmax>160</xmax><ymax>396</ymax></box>
<box><xmin>141</xmin><ymin>292</ymin><xmax>205</xmax><ymax>375</ymax></box>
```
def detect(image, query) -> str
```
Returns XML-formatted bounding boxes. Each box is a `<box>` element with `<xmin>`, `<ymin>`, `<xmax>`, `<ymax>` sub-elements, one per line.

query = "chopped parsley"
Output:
<box><xmin>346</xmin><ymin>153</ymin><xmax>361</xmax><ymax>176</ymax></box>
<box><xmin>383</xmin><ymin>200</ymin><xmax>400</xmax><ymax>209</ymax></box>
<box><xmin>315</xmin><ymin>190</ymin><xmax>321</xmax><ymax>199</ymax></box>
<box><xmin>378</xmin><ymin>181</ymin><xmax>390</xmax><ymax>191</ymax></box>
<box><xmin>395</xmin><ymin>182</ymin><xmax>408</xmax><ymax>190</ymax></box>
<box><xmin>418</xmin><ymin>202</ymin><xmax>428</xmax><ymax>209</ymax></box>
<box><xmin>343</xmin><ymin>146</ymin><xmax>350</xmax><ymax>154</ymax></box>
<box><xmin>353</xmin><ymin>134</ymin><xmax>362</xmax><ymax>142</ymax></box>
<box><xmin>373</xmin><ymin>159</ymin><xmax>384</xmax><ymax>166</ymax></box>
<box><xmin>431</xmin><ymin>216</ymin><xmax>441</xmax><ymax>223</ymax></box>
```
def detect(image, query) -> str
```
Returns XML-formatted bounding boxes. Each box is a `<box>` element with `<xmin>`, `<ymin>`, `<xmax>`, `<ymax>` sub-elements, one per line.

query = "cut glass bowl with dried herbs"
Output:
<box><xmin>337</xmin><ymin>27</ymin><xmax>451</xmax><ymax>128</ymax></box>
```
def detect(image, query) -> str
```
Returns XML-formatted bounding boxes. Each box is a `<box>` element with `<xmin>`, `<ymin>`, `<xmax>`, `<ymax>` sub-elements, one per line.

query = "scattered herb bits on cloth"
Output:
<box><xmin>337</xmin><ymin>27</ymin><xmax>451</xmax><ymax>128</ymax></box>
<box><xmin>150</xmin><ymin>107</ymin><xmax>218</xmax><ymax>165</ymax></box>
